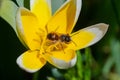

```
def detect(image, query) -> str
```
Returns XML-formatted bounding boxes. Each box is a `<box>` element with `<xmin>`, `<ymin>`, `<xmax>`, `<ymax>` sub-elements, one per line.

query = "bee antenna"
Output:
<box><xmin>70</xmin><ymin>31</ymin><xmax>80</xmax><ymax>37</ymax></box>
<box><xmin>71</xmin><ymin>40</ymin><xmax>77</xmax><ymax>47</ymax></box>
<box><xmin>70</xmin><ymin>35</ymin><xmax>77</xmax><ymax>47</ymax></box>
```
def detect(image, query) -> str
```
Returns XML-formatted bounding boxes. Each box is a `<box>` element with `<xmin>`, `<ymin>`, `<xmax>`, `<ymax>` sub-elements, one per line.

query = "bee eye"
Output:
<box><xmin>60</xmin><ymin>34</ymin><xmax>71</xmax><ymax>43</ymax></box>
<box><xmin>65</xmin><ymin>36</ymin><xmax>71</xmax><ymax>42</ymax></box>
<box><xmin>60</xmin><ymin>35</ymin><xmax>66</xmax><ymax>42</ymax></box>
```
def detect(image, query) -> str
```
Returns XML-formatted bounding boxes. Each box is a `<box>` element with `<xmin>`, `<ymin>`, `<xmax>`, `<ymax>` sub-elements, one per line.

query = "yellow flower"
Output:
<box><xmin>16</xmin><ymin>0</ymin><xmax>108</xmax><ymax>73</ymax></box>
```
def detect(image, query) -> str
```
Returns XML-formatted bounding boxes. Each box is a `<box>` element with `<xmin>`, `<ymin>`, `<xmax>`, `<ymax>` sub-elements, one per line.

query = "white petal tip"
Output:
<box><xmin>85</xmin><ymin>23</ymin><xmax>109</xmax><ymax>46</ymax></box>
<box><xmin>51</xmin><ymin>55</ymin><xmax>77</xmax><ymax>69</ymax></box>
<box><xmin>16</xmin><ymin>55</ymin><xmax>39</xmax><ymax>73</ymax></box>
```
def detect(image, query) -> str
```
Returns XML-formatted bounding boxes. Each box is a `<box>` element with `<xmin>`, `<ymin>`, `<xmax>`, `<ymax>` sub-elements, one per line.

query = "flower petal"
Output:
<box><xmin>16</xmin><ymin>7</ymin><xmax>44</xmax><ymax>50</ymax></box>
<box><xmin>68</xmin><ymin>23</ymin><xmax>109</xmax><ymax>50</ymax></box>
<box><xmin>0</xmin><ymin>0</ymin><xmax>18</xmax><ymax>33</ymax></box>
<box><xmin>44</xmin><ymin>49</ymin><xmax>77</xmax><ymax>69</ymax></box>
<box><xmin>47</xmin><ymin>0</ymin><xmax>81</xmax><ymax>33</ymax></box>
<box><xmin>67</xmin><ymin>0</ymin><xmax>82</xmax><ymax>33</ymax></box>
<box><xmin>30</xmin><ymin>0</ymin><xmax>52</xmax><ymax>31</ymax></box>
<box><xmin>16</xmin><ymin>50</ymin><xmax>46</xmax><ymax>73</ymax></box>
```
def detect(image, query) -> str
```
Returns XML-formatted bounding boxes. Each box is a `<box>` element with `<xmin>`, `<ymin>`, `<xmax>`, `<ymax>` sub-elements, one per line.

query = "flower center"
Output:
<box><xmin>43</xmin><ymin>32</ymin><xmax>71</xmax><ymax>53</ymax></box>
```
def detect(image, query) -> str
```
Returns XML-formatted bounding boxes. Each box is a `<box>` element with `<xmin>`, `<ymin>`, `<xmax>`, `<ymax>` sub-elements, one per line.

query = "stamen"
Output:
<box><xmin>39</xmin><ymin>57</ymin><xmax>46</xmax><ymax>63</ymax></box>
<box><xmin>35</xmin><ymin>32</ymin><xmax>45</xmax><ymax>38</ymax></box>
<box><xmin>45</xmin><ymin>25</ymin><xmax>48</xmax><ymax>34</ymax></box>
<box><xmin>54</xmin><ymin>26</ymin><xmax>60</xmax><ymax>32</ymax></box>
<box><xmin>38</xmin><ymin>28</ymin><xmax>45</xmax><ymax>33</ymax></box>
<box><xmin>34</xmin><ymin>31</ymin><xmax>45</xmax><ymax>47</ymax></box>
<box><xmin>36</xmin><ymin>52</ymin><xmax>46</xmax><ymax>63</ymax></box>
<box><xmin>33</xmin><ymin>39</ymin><xmax>41</xmax><ymax>43</ymax></box>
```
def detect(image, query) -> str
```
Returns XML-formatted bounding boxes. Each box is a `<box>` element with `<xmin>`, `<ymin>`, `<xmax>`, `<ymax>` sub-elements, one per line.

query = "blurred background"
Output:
<box><xmin>0</xmin><ymin>0</ymin><xmax>120</xmax><ymax>80</ymax></box>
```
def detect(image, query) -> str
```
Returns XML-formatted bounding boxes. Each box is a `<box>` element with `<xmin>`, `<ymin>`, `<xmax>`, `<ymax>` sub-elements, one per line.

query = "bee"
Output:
<box><xmin>47</xmin><ymin>32</ymin><xmax>71</xmax><ymax>44</ymax></box>
<box><xmin>45</xmin><ymin>25</ymin><xmax>71</xmax><ymax>44</ymax></box>
<box><xmin>46</xmin><ymin>32</ymin><xmax>74</xmax><ymax>53</ymax></box>
<box><xmin>43</xmin><ymin>26</ymin><xmax>76</xmax><ymax>53</ymax></box>
<box><xmin>46</xmin><ymin>25</ymin><xmax>70</xmax><ymax>42</ymax></box>
<box><xmin>37</xmin><ymin>26</ymin><xmax>76</xmax><ymax>48</ymax></box>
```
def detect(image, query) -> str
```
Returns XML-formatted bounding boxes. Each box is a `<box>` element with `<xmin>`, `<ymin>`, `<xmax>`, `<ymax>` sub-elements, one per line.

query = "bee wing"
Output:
<box><xmin>68</xmin><ymin>23</ymin><xmax>109</xmax><ymax>50</ymax></box>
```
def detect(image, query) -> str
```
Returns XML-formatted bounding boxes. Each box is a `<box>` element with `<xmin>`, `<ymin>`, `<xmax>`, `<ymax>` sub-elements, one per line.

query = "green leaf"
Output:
<box><xmin>47</xmin><ymin>77</ymin><xmax>55</xmax><ymax>80</ymax></box>
<box><xmin>51</xmin><ymin>68</ymin><xmax>62</xmax><ymax>78</ymax></box>
<box><xmin>0</xmin><ymin>0</ymin><xmax>18</xmax><ymax>33</ymax></box>
<box><xmin>16</xmin><ymin>0</ymin><xmax>24</xmax><ymax>7</ymax></box>
<box><xmin>109</xmin><ymin>73</ymin><xmax>120</xmax><ymax>80</ymax></box>
<box><xmin>110</xmin><ymin>38</ymin><xmax>120</xmax><ymax>75</ymax></box>
<box><xmin>76</xmin><ymin>51</ymin><xmax>83</xmax><ymax>80</ymax></box>
<box><xmin>33</xmin><ymin>71</ymin><xmax>39</xmax><ymax>80</ymax></box>
<box><xmin>84</xmin><ymin>48</ymin><xmax>92</xmax><ymax>80</ymax></box>
<box><xmin>102</xmin><ymin>57</ymin><xmax>114</xmax><ymax>76</ymax></box>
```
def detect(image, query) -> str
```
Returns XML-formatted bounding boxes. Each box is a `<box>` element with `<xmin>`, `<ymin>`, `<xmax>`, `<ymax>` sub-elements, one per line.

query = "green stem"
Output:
<box><xmin>84</xmin><ymin>48</ymin><xmax>91</xmax><ymax>80</ymax></box>
<box><xmin>33</xmin><ymin>71</ymin><xmax>39</xmax><ymax>80</ymax></box>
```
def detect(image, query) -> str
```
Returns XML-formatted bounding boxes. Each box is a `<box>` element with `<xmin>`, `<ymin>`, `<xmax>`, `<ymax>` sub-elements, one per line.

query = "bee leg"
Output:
<box><xmin>59</xmin><ymin>43</ymin><xmax>66</xmax><ymax>54</ymax></box>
